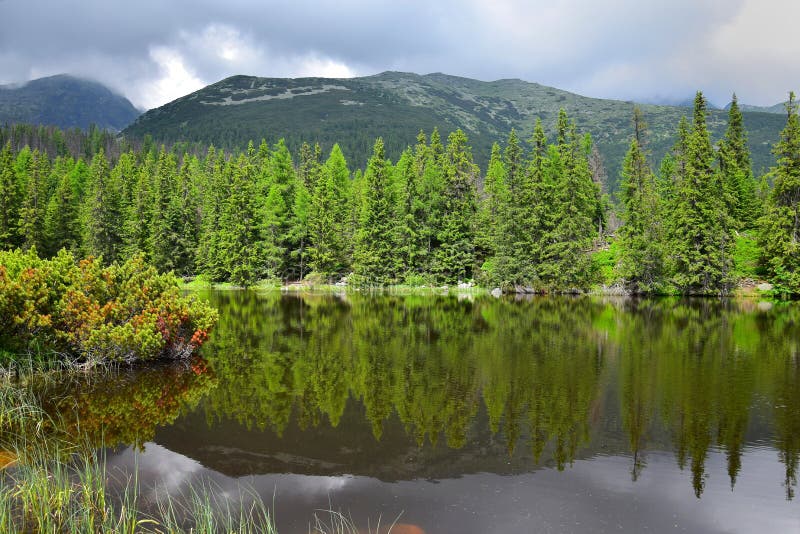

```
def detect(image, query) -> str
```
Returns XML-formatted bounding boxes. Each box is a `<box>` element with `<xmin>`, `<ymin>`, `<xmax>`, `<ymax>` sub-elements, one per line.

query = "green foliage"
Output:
<box><xmin>0</xmin><ymin>91</ymin><xmax>791</xmax><ymax>294</ymax></box>
<box><xmin>616</xmin><ymin>108</ymin><xmax>665</xmax><ymax>292</ymax></box>
<box><xmin>352</xmin><ymin>138</ymin><xmax>398</xmax><ymax>285</ymax></box>
<box><xmin>0</xmin><ymin>249</ymin><xmax>217</xmax><ymax>363</ymax></box>
<box><xmin>667</xmin><ymin>93</ymin><xmax>735</xmax><ymax>294</ymax></box>
<box><xmin>759</xmin><ymin>92</ymin><xmax>800</xmax><ymax>294</ymax></box>
<box><xmin>121</xmin><ymin>72</ymin><xmax>786</xmax><ymax>190</ymax></box>
<box><xmin>733</xmin><ymin>232</ymin><xmax>763</xmax><ymax>279</ymax></box>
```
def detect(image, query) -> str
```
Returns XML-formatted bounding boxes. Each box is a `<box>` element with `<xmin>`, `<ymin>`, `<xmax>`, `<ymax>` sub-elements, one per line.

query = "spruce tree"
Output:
<box><xmin>418</xmin><ymin>129</ymin><xmax>445</xmax><ymax>274</ymax></box>
<box><xmin>198</xmin><ymin>148</ymin><xmax>231</xmax><ymax>281</ymax></box>
<box><xmin>475</xmin><ymin>142</ymin><xmax>508</xmax><ymax>283</ymax></box>
<box><xmin>167</xmin><ymin>157</ymin><xmax>200</xmax><ymax>275</ymax></box>
<box><xmin>19</xmin><ymin>150</ymin><xmax>50</xmax><ymax>252</ymax></box>
<box><xmin>121</xmin><ymin>153</ymin><xmax>155</xmax><ymax>261</ymax></box>
<box><xmin>434</xmin><ymin>129</ymin><xmax>478</xmax><ymax>283</ymax></box>
<box><xmin>719</xmin><ymin>94</ymin><xmax>760</xmax><ymax>228</ymax></box>
<box><xmin>759</xmin><ymin>92</ymin><xmax>800</xmax><ymax>292</ymax></box>
<box><xmin>220</xmin><ymin>154</ymin><xmax>261</xmax><ymax>286</ymax></box>
<box><xmin>395</xmin><ymin>148</ymin><xmax>423</xmax><ymax>278</ymax></box>
<box><xmin>617</xmin><ymin>107</ymin><xmax>664</xmax><ymax>292</ymax></box>
<box><xmin>542</xmin><ymin>128</ymin><xmax>599</xmax><ymax>290</ymax></box>
<box><xmin>352</xmin><ymin>138</ymin><xmax>397</xmax><ymax>285</ymax></box>
<box><xmin>668</xmin><ymin>92</ymin><xmax>734</xmax><ymax>294</ymax></box>
<box><xmin>308</xmin><ymin>162</ymin><xmax>340</xmax><ymax>279</ymax></box>
<box><xmin>0</xmin><ymin>142</ymin><xmax>22</xmax><ymax>248</ymax></box>
<box><xmin>44</xmin><ymin>165</ymin><xmax>80</xmax><ymax>255</ymax></box>
<box><xmin>82</xmin><ymin>149</ymin><xmax>123</xmax><ymax>263</ymax></box>
<box><xmin>149</xmin><ymin>148</ymin><xmax>179</xmax><ymax>271</ymax></box>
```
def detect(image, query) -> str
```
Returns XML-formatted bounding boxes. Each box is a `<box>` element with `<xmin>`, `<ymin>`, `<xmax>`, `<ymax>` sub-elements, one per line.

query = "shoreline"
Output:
<box><xmin>180</xmin><ymin>280</ymin><xmax>775</xmax><ymax>299</ymax></box>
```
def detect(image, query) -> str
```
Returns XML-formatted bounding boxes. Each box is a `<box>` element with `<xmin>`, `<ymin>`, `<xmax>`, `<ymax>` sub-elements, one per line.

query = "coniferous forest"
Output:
<box><xmin>2</xmin><ymin>91</ymin><xmax>799</xmax><ymax>295</ymax></box>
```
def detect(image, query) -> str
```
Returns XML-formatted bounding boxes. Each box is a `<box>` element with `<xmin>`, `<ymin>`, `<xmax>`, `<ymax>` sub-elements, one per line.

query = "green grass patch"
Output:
<box><xmin>733</xmin><ymin>232</ymin><xmax>765</xmax><ymax>279</ymax></box>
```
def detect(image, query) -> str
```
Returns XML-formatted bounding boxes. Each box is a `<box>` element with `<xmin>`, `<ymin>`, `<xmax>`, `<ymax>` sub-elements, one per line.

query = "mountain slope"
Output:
<box><xmin>124</xmin><ymin>71</ymin><xmax>787</xmax><ymax>188</ymax></box>
<box><xmin>0</xmin><ymin>74</ymin><xmax>140</xmax><ymax>131</ymax></box>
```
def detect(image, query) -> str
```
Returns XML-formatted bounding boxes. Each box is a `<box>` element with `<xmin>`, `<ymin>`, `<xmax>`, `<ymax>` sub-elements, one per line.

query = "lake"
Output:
<box><xmin>23</xmin><ymin>291</ymin><xmax>800</xmax><ymax>533</ymax></box>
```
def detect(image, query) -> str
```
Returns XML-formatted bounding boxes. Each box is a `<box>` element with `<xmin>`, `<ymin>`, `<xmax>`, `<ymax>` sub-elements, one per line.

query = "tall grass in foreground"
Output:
<box><xmin>0</xmin><ymin>370</ymin><xmax>396</xmax><ymax>533</ymax></box>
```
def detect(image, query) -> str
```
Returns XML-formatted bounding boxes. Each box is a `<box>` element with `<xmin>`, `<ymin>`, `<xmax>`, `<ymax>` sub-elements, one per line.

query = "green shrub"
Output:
<box><xmin>0</xmin><ymin>249</ymin><xmax>217</xmax><ymax>364</ymax></box>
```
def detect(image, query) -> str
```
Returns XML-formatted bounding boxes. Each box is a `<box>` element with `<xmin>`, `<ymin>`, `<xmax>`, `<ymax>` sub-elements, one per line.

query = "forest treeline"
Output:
<box><xmin>1</xmin><ymin>91</ymin><xmax>799</xmax><ymax>294</ymax></box>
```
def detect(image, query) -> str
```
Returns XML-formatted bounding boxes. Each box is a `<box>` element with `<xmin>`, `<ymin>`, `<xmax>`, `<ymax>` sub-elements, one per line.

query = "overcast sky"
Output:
<box><xmin>1</xmin><ymin>0</ymin><xmax>798</xmax><ymax>110</ymax></box>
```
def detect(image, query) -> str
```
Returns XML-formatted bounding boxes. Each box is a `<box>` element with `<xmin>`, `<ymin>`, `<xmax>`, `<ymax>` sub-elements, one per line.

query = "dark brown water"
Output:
<box><xmin>29</xmin><ymin>292</ymin><xmax>800</xmax><ymax>532</ymax></box>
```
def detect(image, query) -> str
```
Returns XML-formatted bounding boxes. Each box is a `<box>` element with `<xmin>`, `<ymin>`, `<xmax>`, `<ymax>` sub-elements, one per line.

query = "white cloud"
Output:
<box><xmin>139</xmin><ymin>46</ymin><xmax>206</xmax><ymax>109</ymax></box>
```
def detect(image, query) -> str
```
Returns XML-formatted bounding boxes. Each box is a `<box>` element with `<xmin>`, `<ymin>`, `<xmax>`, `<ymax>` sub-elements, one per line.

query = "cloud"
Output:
<box><xmin>0</xmin><ymin>0</ymin><xmax>797</xmax><ymax>109</ymax></box>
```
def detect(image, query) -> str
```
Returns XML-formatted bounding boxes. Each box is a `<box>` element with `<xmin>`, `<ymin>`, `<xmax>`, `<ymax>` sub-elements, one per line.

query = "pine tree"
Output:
<box><xmin>759</xmin><ymin>92</ymin><xmax>800</xmax><ymax>292</ymax></box>
<box><xmin>326</xmin><ymin>143</ymin><xmax>353</xmax><ymax>271</ymax></box>
<box><xmin>541</xmin><ymin>126</ymin><xmax>599</xmax><ymax>290</ymax></box>
<box><xmin>434</xmin><ymin>129</ymin><xmax>478</xmax><ymax>283</ymax></box>
<box><xmin>149</xmin><ymin>148</ymin><xmax>179</xmax><ymax>271</ymax></box>
<box><xmin>220</xmin><ymin>154</ymin><xmax>261</xmax><ymax>286</ymax></box>
<box><xmin>617</xmin><ymin>107</ymin><xmax>664</xmax><ymax>292</ymax></box>
<box><xmin>394</xmin><ymin>148</ymin><xmax>422</xmax><ymax>278</ymax></box>
<box><xmin>352</xmin><ymin>138</ymin><xmax>397</xmax><ymax>285</ymax></box>
<box><xmin>167</xmin><ymin>157</ymin><xmax>200</xmax><ymax>275</ymax></box>
<box><xmin>474</xmin><ymin>143</ymin><xmax>508</xmax><ymax>282</ymax></box>
<box><xmin>198</xmin><ymin>148</ymin><xmax>231</xmax><ymax>281</ymax></box>
<box><xmin>44</xmin><ymin>164</ymin><xmax>80</xmax><ymax>255</ymax></box>
<box><xmin>121</xmin><ymin>153</ymin><xmax>155</xmax><ymax>261</ymax></box>
<box><xmin>668</xmin><ymin>92</ymin><xmax>734</xmax><ymax>294</ymax></box>
<box><xmin>309</xmin><ymin>144</ymin><xmax>351</xmax><ymax>279</ymax></box>
<box><xmin>82</xmin><ymin>149</ymin><xmax>123</xmax><ymax>263</ymax></box>
<box><xmin>308</xmin><ymin>161</ymin><xmax>340</xmax><ymax>278</ymax></box>
<box><xmin>719</xmin><ymin>94</ymin><xmax>760</xmax><ymax>228</ymax></box>
<box><xmin>19</xmin><ymin>150</ymin><xmax>50</xmax><ymax>252</ymax></box>
<box><xmin>418</xmin><ymin>129</ymin><xmax>445</xmax><ymax>274</ymax></box>
<box><xmin>0</xmin><ymin>142</ymin><xmax>22</xmax><ymax>248</ymax></box>
<box><xmin>267</xmin><ymin>139</ymin><xmax>299</xmax><ymax>278</ymax></box>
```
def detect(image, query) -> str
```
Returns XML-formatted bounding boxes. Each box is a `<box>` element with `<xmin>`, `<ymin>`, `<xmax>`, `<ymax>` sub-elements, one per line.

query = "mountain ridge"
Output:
<box><xmin>0</xmin><ymin>74</ymin><xmax>140</xmax><ymax>132</ymax></box>
<box><xmin>123</xmin><ymin>71</ymin><xmax>788</xmax><ymax>189</ymax></box>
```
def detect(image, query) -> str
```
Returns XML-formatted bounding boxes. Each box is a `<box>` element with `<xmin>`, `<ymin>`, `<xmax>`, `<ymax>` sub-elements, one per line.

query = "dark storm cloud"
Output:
<box><xmin>0</xmin><ymin>0</ymin><xmax>797</xmax><ymax>109</ymax></box>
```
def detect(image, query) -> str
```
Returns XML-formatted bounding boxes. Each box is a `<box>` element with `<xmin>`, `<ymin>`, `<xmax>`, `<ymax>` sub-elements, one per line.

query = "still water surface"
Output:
<box><xmin>34</xmin><ymin>292</ymin><xmax>800</xmax><ymax>532</ymax></box>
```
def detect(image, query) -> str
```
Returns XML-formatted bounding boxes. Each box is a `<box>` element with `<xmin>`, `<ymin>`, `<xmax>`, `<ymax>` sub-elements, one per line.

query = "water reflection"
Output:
<box><xmin>20</xmin><ymin>292</ymin><xmax>800</xmax><ymax>504</ymax></box>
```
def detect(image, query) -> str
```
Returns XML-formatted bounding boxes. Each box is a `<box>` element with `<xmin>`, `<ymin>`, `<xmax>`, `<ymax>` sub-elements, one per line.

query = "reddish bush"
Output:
<box><xmin>0</xmin><ymin>249</ymin><xmax>217</xmax><ymax>364</ymax></box>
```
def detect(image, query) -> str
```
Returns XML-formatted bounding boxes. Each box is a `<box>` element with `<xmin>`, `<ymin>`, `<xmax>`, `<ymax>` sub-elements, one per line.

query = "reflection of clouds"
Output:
<box><xmin>107</xmin><ymin>444</ymin><xmax>360</xmax><ymax>507</ymax></box>
<box><xmin>555</xmin><ymin>449</ymin><xmax>799</xmax><ymax>534</ymax></box>
<box><xmin>103</xmin><ymin>443</ymin><xmax>800</xmax><ymax>534</ymax></box>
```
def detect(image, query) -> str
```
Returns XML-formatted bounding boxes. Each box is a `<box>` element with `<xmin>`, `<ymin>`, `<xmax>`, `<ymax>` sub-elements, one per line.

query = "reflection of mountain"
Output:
<box><xmin>160</xmin><ymin>293</ymin><xmax>800</xmax><ymax>498</ymax></box>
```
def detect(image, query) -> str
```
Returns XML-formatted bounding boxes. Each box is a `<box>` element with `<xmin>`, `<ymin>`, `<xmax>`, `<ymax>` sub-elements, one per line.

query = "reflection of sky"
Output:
<box><xmin>107</xmin><ymin>444</ymin><xmax>800</xmax><ymax>534</ymax></box>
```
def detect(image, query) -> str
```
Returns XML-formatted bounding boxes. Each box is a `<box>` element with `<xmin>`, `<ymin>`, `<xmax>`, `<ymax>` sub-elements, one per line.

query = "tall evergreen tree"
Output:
<box><xmin>148</xmin><ymin>148</ymin><xmax>179</xmax><ymax>271</ymax></box>
<box><xmin>353</xmin><ymin>138</ymin><xmax>397</xmax><ymax>285</ymax></box>
<box><xmin>308</xmin><ymin>144</ymin><xmax>351</xmax><ymax>279</ymax></box>
<box><xmin>121</xmin><ymin>152</ymin><xmax>155</xmax><ymax>261</ymax></box>
<box><xmin>434</xmin><ymin>129</ymin><xmax>478</xmax><ymax>283</ymax></box>
<box><xmin>719</xmin><ymin>94</ymin><xmax>760</xmax><ymax>228</ymax></box>
<box><xmin>0</xmin><ymin>142</ymin><xmax>22</xmax><ymax>248</ymax></box>
<box><xmin>474</xmin><ymin>142</ymin><xmax>507</xmax><ymax>280</ymax></box>
<box><xmin>82</xmin><ymin>149</ymin><xmax>123</xmax><ymax>263</ymax></box>
<box><xmin>668</xmin><ymin>92</ymin><xmax>734</xmax><ymax>294</ymax></box>
<box><xmin>617</xmin><ymin>107</ymin><xmax>664</xmax><ymax>292</ymax></box>
<box><xmin>759</xmin><ymin>92</ymin><xmax>800</xmax><ymax>292</ymax></box>
<box><xmin>198</xmin><ymin>148</ymin><xmax>231</xmax><ymax>281</ymax></box>
<box><xmin>308</xmin><ymin>160</ymin><xmax>340</xmax><ymax>279</ymax></box>
<box><xmin>167</xmin><ymin>157</ymin><xmax>200</xmax><ymax>275</ymax></box>
<box><xmin>19</xmin><ymin>150</ymin><xmax>50</xmax><ymax>252</ymax></box>
<box><xmin>44</xmin><ymin>163</ymin><xmax>80</xmax><ymax>255</ymax></box>
<box><xmin>220</xmin><ymin>154</ymin><xmax>261</xmax><ymax>286</ymax></box>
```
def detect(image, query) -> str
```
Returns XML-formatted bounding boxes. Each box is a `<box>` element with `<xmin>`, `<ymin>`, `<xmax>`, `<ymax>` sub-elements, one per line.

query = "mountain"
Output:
<box><xmin>123</xmin><ymin>71</ymin><xmax>788</xmax><ymax>189</ymax></box>
<box><xmin>733</xmin><ymin>101</ymin><xmax>790</xmax><ymax>114</ymax></box>
<box><xmin>0</xmin><ymin>74</ymin><xmax>140</xmax><ymax>131</ymax></box>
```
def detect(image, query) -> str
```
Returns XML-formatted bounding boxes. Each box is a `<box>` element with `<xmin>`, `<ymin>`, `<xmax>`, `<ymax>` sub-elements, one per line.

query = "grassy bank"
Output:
<box><xmin>0</xmin><ymin>370</ymin><xmax>395</xmax><ymax>534</ymax></box>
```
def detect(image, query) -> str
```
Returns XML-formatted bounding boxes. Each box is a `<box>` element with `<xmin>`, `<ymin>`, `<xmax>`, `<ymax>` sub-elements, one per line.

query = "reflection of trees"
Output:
<box><xmin>197</xmin><ymin>292</ymin><xmax>800</xmax><ymax>499</ymax></box>
<box><xmin>25</xmin><ymin>360</ymin><xmax>216</xmax><ymax>451</ymax></box>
